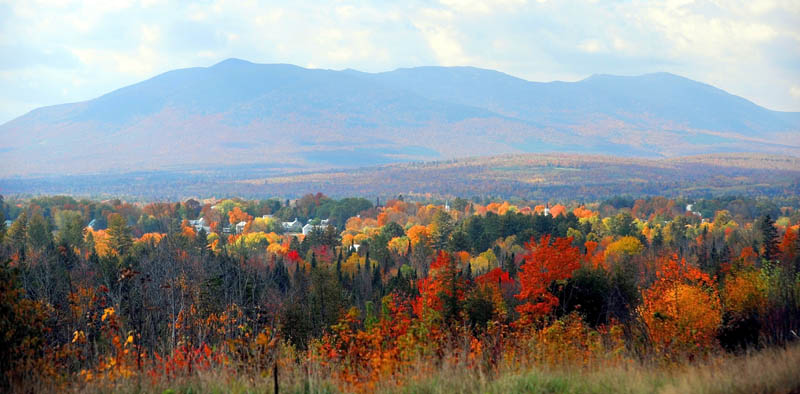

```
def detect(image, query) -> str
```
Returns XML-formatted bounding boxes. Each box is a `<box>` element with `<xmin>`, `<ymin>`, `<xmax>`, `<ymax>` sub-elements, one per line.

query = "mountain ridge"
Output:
<box><xmin>1</xmin><ymin>58</ymin><xmax>798</xmax><ymax>177</ymax></box>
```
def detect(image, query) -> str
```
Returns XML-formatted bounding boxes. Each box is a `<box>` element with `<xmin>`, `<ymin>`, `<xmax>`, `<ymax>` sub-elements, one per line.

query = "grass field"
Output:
<box><xmin>70</xmin><ymin>343</ymin><xmax>800</xmax><ymax>394</ymax></box>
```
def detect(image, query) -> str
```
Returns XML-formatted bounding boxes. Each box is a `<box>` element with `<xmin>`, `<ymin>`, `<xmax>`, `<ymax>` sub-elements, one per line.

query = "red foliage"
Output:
<box><xmin>413</xmin><ymin>251</ymin><xmax>464</xmax><ymax>318</ymax></box>
<box><xmin>515</xmin><ymin>235</ymin><xmax>580</xmax><ymax>318</ymax></box>
<box><xmin>476</xmin><ymin>267</ymin><xmax>513</xmax><ymax>286</ymax></box>
<box><xmin>779</xmin><ymin>226</ymin><xmax>798</xmax><ymax>264</ymax></box>
<box><xmin>287</xmin><ymin>250</ymin><xmax>301</xmax><ymax>263</ymax></box>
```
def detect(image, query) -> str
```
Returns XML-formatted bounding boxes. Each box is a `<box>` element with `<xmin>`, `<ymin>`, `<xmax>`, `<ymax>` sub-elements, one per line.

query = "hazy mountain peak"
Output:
<box><xmin>211</xmin><ymin>57</ymin><xmax>256</xmax><ymax>67</ymax></box>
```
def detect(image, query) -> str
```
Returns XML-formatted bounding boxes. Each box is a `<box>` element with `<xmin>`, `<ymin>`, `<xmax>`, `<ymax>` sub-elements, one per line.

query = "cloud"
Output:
<box><xmin>437</xmin><ymin>0</ymin><xmax>527</xmax><ymax>15</ymax></box>
<box><xmin>0</xmin><ymin>0</ymin><xmax>798</xmax><ymax>124</ymax></box>
<box><xmin>0</xmin><ymin>45</ymin><xmax>81</xmax><ymax>70</ymax></box>
<box><xmin>578</xmin><ymin>39</ymin><xmax>606</xmax><ymax>53</ymax></box>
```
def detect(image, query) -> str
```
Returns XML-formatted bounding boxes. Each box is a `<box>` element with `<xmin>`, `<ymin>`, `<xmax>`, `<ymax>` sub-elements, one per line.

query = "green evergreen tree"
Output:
<box><xmin>26</xmin><ymin>212</ymin><xmax>52</xmax><ymax>253</ymax></box>
<box><xmin>107</xmin><ymin>213</ymin><xmax>133</xmax><ymax>256</ymax></box>
<box><xmin>5</xmin><ymin>212</ymin><xmax>27</xmax><ymax>257</ymax></box>
<box><xmin>335</xmin><ymin>249</ymin><xmax>342</xmax><ymax>280</ymax></box>
<box><xmin>759</xmin><ymin>215</ymin><xmax>779</xmax><ymax>261</ymax></box>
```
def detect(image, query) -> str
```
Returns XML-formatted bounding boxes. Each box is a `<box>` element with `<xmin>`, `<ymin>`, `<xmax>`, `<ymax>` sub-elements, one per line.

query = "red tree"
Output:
<box><xmin>515</xmin><ymin>235</ymin><xmax>580</xmax><ymax>318</ymax></box>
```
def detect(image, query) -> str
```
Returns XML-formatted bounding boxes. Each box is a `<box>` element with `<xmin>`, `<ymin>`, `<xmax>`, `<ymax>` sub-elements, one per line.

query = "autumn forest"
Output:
<box><xmin>1</xmin><ymin>192</ymin><xmax>799</xmax><ymax>393</ymax></box>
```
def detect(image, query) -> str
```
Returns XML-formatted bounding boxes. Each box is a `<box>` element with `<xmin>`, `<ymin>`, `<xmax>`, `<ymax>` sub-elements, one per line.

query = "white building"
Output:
<box><xmin>188</xmin><ymin>217</ymin><xmax>211</xmax><ymax>233</ymax></box>
<box><xmin>302</xmin><ymin>219</ymin><xmax>331</xmax><ymax>236</ymax></box>
<box><xmin>282</xmin><ymin>218</ymin><xmax>302</xmax><ymax>233</ymax></box>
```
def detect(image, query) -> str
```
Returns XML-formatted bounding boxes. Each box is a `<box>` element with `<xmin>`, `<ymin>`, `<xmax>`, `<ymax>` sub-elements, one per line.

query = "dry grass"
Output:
<box><xmin>392</xmin><ymin>344</ymin><xmax>800</xmax><ymax>394</ymax></box>
<box><xmin>66</xmin><ymin>344</ymin><xmax>800</xmax><ymax>394</ymax></box>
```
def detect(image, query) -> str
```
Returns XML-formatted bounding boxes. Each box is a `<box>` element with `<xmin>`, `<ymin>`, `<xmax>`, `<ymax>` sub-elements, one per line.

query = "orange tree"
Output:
<box><xmin>640</xmin><ymin>255</ymin><xmax>721</xmax><ymax>359</ymax></box>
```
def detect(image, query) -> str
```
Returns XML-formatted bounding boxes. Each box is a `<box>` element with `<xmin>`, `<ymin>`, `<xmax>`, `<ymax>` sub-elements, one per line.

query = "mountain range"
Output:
<box><xmin>1</xmin><ymin>58</ymin><xmax>798</xmax><ymax>177</ymax></box>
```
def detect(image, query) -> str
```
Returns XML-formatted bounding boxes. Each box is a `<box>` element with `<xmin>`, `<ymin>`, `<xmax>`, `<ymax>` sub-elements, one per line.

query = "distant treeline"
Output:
<box><xmin>2</xmin><ymin>153</ymin><xmax>799</xmax><ymax>201</ymax></box>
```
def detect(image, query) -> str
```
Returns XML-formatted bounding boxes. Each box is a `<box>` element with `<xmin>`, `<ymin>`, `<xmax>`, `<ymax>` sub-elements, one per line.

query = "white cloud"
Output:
<box><xmin>438</xmin><ymin>0</ymin><xmax>527</xmax><ymax>15</ymax></box>
<box><xmin>578</xmin><ymin>39</ymin><xmax>606</xmax><ymax>53</ymax></box>
<box><xmin>414</xmin><ymin>22</ymin><xmax>471</xmax><ymax>66</ymax></box>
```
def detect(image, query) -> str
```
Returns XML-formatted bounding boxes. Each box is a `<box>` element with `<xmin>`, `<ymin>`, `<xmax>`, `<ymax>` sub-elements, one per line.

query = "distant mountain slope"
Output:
<box><xmin>1</xmin><ymin>59</ymin><xmax>797</xmax><ymax>176</ymax></box>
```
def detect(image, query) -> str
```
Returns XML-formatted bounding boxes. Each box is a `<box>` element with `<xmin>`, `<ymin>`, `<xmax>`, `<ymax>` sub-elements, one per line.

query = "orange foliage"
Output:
<box><xmin>227</xmin><ymin>206</ymin><xmax>252</xmax><ymax>226</ymax></box>
<box><xmin>641</xmin><ymin>255</ymin><xmax>721</xmax><ymax>357</ymax></box>
<box><xmin>582</xmin><ymin>241</ymin><xmax>605</xmax><ymax>269</ymax></box>
<box><xmin>739</xmin><ymin>246</ymin><xmax>758</xmax><ymax>267</ymax></box>
<box><xmin>454</xmin><ymin>250</ymin><xmax>471</xmax><ymax>264</ymax></box>
<box><xmin>549</xmin><ymin>204</ymin><xmax>566</xmax><ymax>217</ymax></box>
<box><xmin>137</xmin><ymin>233</ymin><xmax>164</xmax><ymax>244</ymax></box>
<box><xmin>345</xmin><ymin>216</ymin><xmax>363</xmax><ymax>232</ymax></box>
<box><xmin>572</xmin><ymin>205</ymin><xmax>596</xmax><ymax>219</ymax></box>
<box><xmin>406</xmin><ymin>225</ymin><xmax>430</xmax><ymax>247</ymax></box>
<box><xmin>723</xmin><ymin>270</ymin><xmax>767</xmax><ymax>316</ymax></box>
<box><xmin>181</xmin><ymin>220</ymin><xmax>196</xmax><ymax>238</ymax></box>
<box><xmin>486</xmin><ymin>201</ymin><xmax>513</xmax><ymax>215</ymax></box>
<box><xmin>376</xmin><ymin>212</ymin><xmax>388</xmax><ymax>226</ymax></box>
<box><xmin>86</xmin><ymin>229</ymin><xmax>111</xmax><ymax>257</ymax></box>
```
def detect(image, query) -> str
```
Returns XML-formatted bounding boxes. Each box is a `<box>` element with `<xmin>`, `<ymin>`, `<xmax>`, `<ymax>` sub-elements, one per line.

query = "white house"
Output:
<box><xmin>302</xmin><ymin>219</ymin><xmax>331</xmax><ymax>236</ymax></box>
<box><xmin>188</xmin><ymin>217</ymin><xmax>211</xmax><ymax>233</ymax></box>
<box><xmin>282</xmin><ymin>218</ymin><xmax>302</xmax><ymax>233</ymax></box>
<box><xmin>235</xmin><ymin>221</ymin><xmax>247</xmax><ymax>234</ymax></box>
<box><xmin>686</xmin><ymin>204</ymin><xmax>702</xmax><ymax>217</ymax></box>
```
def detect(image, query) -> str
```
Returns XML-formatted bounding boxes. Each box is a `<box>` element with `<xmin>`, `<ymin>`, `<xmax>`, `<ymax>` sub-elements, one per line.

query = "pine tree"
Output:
<box><xmin>336</xmin><ymin>249</ymin><xmax>342</xmax><ymax>280</ymax></box>
<box><xmin>0</xmin><ymin>208</ymin><xmax>5</xmax><ymax>244</ymax></box>
<box><xmin>6</xmin><ymin>212</ymin><xmax>27</xmax><ymax>258</ymax></box>
<box><xmin>372</xmin><ymin>264</ymin><xmax>382</xmax><ymax>295</ymax></box>
<box><xmin>26</xmin><ymin>212</ymin><xmax>53</xmax><ymax>252</ymax></box>
<box><xmin>759</xmin><ymin>215</ymin><xmax>778</xmax><ymax>261</ymax></box>
<box><xmin>107</xmin><ymin>213</ymin><xmax>133</xmax><ymax>257</ymax></box>
<box><xmin>505</xmin><ymin>252</ymin><xmax>517</xmax><ymax>277</ymax></box>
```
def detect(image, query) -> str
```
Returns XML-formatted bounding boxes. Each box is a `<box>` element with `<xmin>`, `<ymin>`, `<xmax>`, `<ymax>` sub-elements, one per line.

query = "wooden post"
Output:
<box><xmin>273</xmin><ymin>361</ymin><xmax>279</xmax><ymax>394</ymax></box>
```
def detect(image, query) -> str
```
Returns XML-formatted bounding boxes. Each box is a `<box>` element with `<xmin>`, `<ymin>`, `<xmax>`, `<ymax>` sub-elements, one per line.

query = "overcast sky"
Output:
<box><xmin>1</xmin><ymin>0</ymin><xmax>798</xmax><ymax>123</ymax></box>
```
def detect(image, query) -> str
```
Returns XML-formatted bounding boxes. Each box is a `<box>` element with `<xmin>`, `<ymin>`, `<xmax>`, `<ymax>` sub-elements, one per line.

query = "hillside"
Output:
<box><xmin>3</xmin><ymin>153</ymin><xmax>798</xmax><ymax>200</ymax></box>
<box><xmin>1</xmin><ymin>59</ymin><xmax>798</xmax><ymax>176</ymax></box>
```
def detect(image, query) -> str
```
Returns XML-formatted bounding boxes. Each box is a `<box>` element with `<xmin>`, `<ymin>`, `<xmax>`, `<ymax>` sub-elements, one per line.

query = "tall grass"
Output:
<box><xmin>70</xmin><ymin>343</ymin><xmax>800</xmax><ymax>394</ymax></box>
